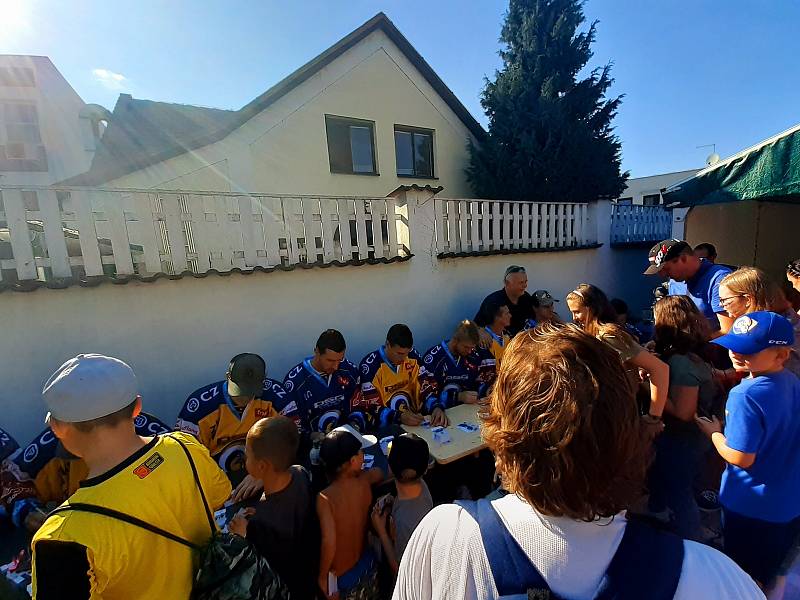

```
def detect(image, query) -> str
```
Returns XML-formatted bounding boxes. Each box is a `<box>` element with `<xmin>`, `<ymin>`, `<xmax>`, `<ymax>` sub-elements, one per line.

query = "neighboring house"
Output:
<box><xmin>0</xmin><ymin>55</ymin><xmax>105</xmax><ymax>185</ymax></box>
<box><xmin>615</xmin><ymin>169</ymin><xmax>699</xmax><ymax>206</ymax></box>
<box><xmin>63</xmin><ymin>12</ymin><xmax>484</xmax><ymax>199</ymax></box>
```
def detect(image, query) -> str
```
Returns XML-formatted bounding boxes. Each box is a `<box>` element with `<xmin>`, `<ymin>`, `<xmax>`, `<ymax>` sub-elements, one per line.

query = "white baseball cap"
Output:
<box><xmin>43</xmin><ymin>354</ymin><xmax>139</xmax><ymax>424</ymax></box>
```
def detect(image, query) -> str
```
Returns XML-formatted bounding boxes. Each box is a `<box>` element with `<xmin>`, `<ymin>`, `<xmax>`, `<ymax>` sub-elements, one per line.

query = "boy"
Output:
<box><xmin>317</xmin><ymin>426</ymin><xmax>384</xmax><ymax>600</ymax></box>
<box><xmin>229</xmin><ymin>417</ymin><xmax>317</xmax><ymax>599</ymax></box>
<box><xmin>371</xmin><ymin>433</ymin><xmax>433</xmax><ymax>573</ymax></box>
<box><xmin>31</xmin><ymin>354</ymin><xmax>230</xmax><ymax>599</ymax></box>
<box><xmin>696</xmin><ymin>311</ymin><xmax>800</xmax><ymax>590</ymax></box>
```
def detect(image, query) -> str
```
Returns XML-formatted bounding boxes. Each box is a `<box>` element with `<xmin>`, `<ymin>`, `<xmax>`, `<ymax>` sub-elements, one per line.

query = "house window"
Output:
<box><xmin>394</xmin><ymin>126</ymin><xmax>434</xmax><ymax>177</ymax></box>
<box><xmin>0</xmin><ymin>67</ymin><xmax>36</xmax><ymax>87</ymax></box>
<box><xmin>0</xmin><ymin>102</ymin><xmax>47</xmax><ymax>172</ymax></box>
<box><xmin>325</xmin><ymin>115</ymin><xmax>377</xmax><ymax>175</ymax></box>
<box><xmin>616</xmin><ymin>197</ymin><xmax>633</xmax><ymax>205</ymax></box>
<box><xmin>642</xmin><ymin>194</ymin><xmax>661</xmax><ymax>206</ymax></box>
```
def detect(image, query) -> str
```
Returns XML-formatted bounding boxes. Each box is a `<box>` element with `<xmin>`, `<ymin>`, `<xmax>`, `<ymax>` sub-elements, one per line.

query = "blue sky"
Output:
<box><xmin>2</xmin><ymin>0</ymin><xmax>798</xmax><ymax>177</ymax></box>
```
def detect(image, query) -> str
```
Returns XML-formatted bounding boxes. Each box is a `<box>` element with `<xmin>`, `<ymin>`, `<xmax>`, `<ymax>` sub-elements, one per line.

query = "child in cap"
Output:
<box><xmin>696</xmin><ymin>311</ymin><xmax>800</xmax><ymax>590</ymax></box>
<box><xmin>228</xmin><ymin>416</ymin><xmax>318</xmax><ymax>599</ymax></box>
<box><xmin>371</xmin><ymin>433</ymin><xmax>433</xmax><ymax>573</ymax></box>
<box><xmin>316</xmin><ymin>426</ymin><xmax>384</xmax><ymax>600</ymax></box>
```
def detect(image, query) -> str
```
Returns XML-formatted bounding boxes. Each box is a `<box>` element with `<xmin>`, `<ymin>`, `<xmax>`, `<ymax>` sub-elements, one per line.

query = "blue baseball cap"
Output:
<box><xmin>712</xmin><ymin>312</ymin><xmax>795</xmax><ymax>355</ymax></box>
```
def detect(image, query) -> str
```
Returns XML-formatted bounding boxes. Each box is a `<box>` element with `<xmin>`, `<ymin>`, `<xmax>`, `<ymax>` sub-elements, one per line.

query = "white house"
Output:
<box><xmin>0</xmin><ymin>55</ymin><xmax>105</xmax><ymax>186</ymax></box>
<box><xmin>616</xmin><ymin>169</ymin><xmax>699</xmax><ymax>206</ymax></box>
<box><xmin>63</xmin><ymin>13</ymin><xmax>484</xmax><ymax>199</ymax></box>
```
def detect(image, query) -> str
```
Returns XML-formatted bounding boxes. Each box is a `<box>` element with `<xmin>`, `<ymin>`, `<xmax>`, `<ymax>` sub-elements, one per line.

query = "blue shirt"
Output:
<box><xmin>283</xmin><ymin>358</ymin><xmax>367</xmax><ymax>434</ymax></box>
<box><xmin>419</xmin><ymin>341</ymin><xmax>487</xmax><ymax>412</ymax></box>
<box><xmin>720</xmin><ymin>369</ymin><xmax>800</xmax><ymax>522</ymax></box>
<box><xmin>668</xmin><ymin>259</ymin><xmax>731</xmax><ymax>330</ymax></box>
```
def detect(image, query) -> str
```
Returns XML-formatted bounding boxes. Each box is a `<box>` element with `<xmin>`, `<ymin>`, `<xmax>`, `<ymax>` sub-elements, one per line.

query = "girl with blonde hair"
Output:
<box><xmin>566</xmin><ymin>284</ymin><xmax>668</xmax><ymax>426</ymax></box>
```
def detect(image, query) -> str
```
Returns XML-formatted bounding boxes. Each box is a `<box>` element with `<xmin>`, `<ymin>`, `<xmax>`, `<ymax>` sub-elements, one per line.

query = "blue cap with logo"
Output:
<box><xmin>712</xmin><ymin>311</ymin><xmax>795</xmax><ymax>355</ymax></box>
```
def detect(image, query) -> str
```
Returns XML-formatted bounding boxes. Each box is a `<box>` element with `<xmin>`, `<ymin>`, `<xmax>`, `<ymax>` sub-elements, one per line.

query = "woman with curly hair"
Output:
<box><xmin>392</xmin><ymin>325</ymin><xmax>761</xmax><ymax>599</ymax></box>
<box><xmin>647</xmin><ymin>296</ymin><xmax>720</xmax><ymax>540</ymax></box>
<box><xmin>566</xmin><ymin>283</ymin><xmax>669</xmax><ymax>427</ymax></box>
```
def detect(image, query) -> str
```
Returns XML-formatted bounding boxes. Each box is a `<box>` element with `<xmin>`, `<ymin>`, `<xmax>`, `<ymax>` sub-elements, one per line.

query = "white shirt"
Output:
<box><xmin>393</xmin><ymin>494</ymin><xmax>764</xmax><ymax>600</ymax></box>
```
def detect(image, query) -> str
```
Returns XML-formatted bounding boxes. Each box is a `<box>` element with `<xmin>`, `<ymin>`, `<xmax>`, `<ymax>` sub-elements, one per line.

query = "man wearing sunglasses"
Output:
<box><xmin>474</xmin><ymin>265</ymin><xmax>535</xmax><ymax>337</ymax></box>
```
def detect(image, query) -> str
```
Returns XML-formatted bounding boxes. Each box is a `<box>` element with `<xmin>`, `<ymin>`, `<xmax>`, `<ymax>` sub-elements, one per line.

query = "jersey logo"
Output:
<box><xmin>133</xmin><ymin>453</ymin><xmax>164</xmax><ymax>479</ymax></box>
<box><xmin>186</xmin><ymin>398</ymin><xmax>201</xmax><ymax>413</ymax></box>
<box><xmin>424</xmin><ymin>353</ymin><xmax>435</xmax><ymax>364</ymax></box>
<box><xmin>337</xmin><ymin>375</ymin><xmax>351</xmax><ymax>387</ymax></box>
<box><xmin>254</xmin><ymin>407</ymin><xmax>272</xmax><ymax>419</ymax></box>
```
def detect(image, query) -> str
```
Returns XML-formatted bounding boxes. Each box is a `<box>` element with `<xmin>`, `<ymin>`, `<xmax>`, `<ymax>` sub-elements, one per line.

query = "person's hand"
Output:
<box><xmin>458</xmin><ymin>391</ymin><xmax>479</xmax><ymax>405</ymax></box>
<box><xmin>478</xmin><ymin>328</ymin><xmax>493</xmax><ymax>349</ymax></box>
<box><xmin>228</xmin><ymin>514</ymin><xmax>249</xmax><ymax>537</ymax></box>
<box><xmin>24</xmin><ymin>508</ymin><xmax>47</xmax><ymax>533</ymax></box>
<box><xmin>430</xmin><ymin>407</ymin><xmax>449</xmax><ymax>427</ymax></box>
<box><xmin>400</xmin><ymin>411</ymin><xmax>424</xmax><ymax>426</ymax></box>
<box><xmin>695</xmin><ymin>414</ymin><xmax>723</xmax><ymax>438</ymax></box>
<box><xmin>371</xmin><ymin>498</ymin><xmax>390</xmax><ymax>534</ymax></box>
<box><xmin>230</xmin><ymin>474</ymin><xmax>263</xmax><ymax>503</ymax></box>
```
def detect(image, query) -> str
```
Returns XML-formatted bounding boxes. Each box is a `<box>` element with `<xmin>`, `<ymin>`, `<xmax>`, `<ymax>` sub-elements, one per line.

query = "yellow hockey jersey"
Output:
<box><xmin>359</xmin><ymin>347</ymin><xmax>422</xmax><ymax>427</ymax></box>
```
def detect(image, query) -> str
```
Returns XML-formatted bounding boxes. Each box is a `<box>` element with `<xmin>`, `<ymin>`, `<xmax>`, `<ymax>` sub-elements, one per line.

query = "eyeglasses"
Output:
<box><xmin>719</xmin><ymin>295</ymin><xmax>744</xmax><ymax>307</ymax></box>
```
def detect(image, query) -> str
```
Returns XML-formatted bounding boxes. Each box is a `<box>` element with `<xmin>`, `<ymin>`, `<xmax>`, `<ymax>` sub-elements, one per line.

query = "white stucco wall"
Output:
<box><xmin>106</xmin><ymin>29</ymin><xmax>478</xmax><ymax>198</ymax></box>
<box><xmin>1</xmin><ymin>198</ymin><xmax>655</xmax><ymax>442</ymax></box>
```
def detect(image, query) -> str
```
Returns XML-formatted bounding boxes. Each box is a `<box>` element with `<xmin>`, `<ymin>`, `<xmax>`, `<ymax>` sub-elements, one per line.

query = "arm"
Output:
<box><xmin>716</xmin><ymin>312</ymin><xmax>735</xmax><ymax>334</ymax></box>
<box><xmin>362</xmin><ymin>466</ymin><xmax>385</xmax><ymax>486</ymax></box>
<box><xmin>665</xmin><ymin>385</ymin><xmax>700</xmax><ymax>422</ymax></box>
<box><xmin>629</xmin><ymin>349</ymin><xmax>669</xmax><ymax>417</ymax></box>
<box><xmin>713</xmin><ymin>432</ymin><xmax>757</xmax><ymax>468</ymax></box>
<box><xmin>695</xmin><ymin>417</ymin><xmax>757</xmax><ymax>468</ymax></box>
<box><xmin>316</xmin><ymin>493</ymin><xmax>337</xmax><ymax>597</ymax></box>
<box><xmin>371</xmin><ymin>503</ymin><xmax>400</xmax><ymax>574</ymax></box>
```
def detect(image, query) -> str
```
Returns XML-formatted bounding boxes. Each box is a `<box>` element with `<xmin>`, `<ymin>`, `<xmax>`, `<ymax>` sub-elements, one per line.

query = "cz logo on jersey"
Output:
<box><xmin>133</xmin><ymin>453</ymin><xmax>165</xmax><ymax>479</ymax></box>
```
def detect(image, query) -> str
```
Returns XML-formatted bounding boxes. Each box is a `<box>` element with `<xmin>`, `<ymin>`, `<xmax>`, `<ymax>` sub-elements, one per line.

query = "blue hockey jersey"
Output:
<box><xmin>283</xmin><ymin>358</ymin><xmax>367</xmax><ymax>434</ymax></box>
<box><xmin>0</xmin><ymin>425</ymin><xmax>18</xmax><ymax>462</ymax></box>
<box><xmin>419</xmin><ymin>341</ymin><xmax>489</xmax><ymax>412</ymax></box>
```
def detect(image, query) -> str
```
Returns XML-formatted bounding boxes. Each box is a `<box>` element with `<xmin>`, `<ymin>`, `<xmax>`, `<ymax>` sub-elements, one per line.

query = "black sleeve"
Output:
<box><xmin>34</xmin><ymin>540</ymin><xmax>91</xmax><ymax>599</ymax></box>
<box><xmin>474</xmin><ymin>296</ymin><xmax>490</xmax><ymax>326</ymax></box>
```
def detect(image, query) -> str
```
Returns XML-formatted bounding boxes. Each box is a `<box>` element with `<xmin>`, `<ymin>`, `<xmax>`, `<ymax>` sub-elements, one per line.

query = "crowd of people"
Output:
<box><xmin>1</xmin><ymin>239</ymin><xmax>799</xmax><ymax>599</ymax></box>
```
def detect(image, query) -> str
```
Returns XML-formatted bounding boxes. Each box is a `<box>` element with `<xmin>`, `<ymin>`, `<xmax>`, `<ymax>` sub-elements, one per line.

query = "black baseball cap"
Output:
<box><xmin>320</xmin><ymin>427</ymin><xmax>367</xmax><ymax>474</ymax></box>
<box><xmin>227</xmin><ymin>353</ymin><xmax>266</xmax><ymax>397</ymax></box>
<box><xmin>644</xmin><ymin>239</ymin><xmax>691</xmax><ymax>275</ymax></box>
<box><xmin>388</xmin><ymin>433</ymin><xmax>430</xmax><ymax>481</ymax></box>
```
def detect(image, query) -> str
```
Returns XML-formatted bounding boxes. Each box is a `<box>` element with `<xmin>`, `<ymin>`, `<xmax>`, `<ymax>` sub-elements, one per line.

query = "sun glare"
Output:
<box><xmin>0</xmin><ymin>0</ymin><xmax>31</xmax><ymax>43</ymax></box>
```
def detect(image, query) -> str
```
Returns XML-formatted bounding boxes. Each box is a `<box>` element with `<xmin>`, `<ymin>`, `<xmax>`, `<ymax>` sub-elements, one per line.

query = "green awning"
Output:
<box><xmin>663</xmin><ymin>123</ymin><xmax>800</xmax><ymax>208</ymax></box>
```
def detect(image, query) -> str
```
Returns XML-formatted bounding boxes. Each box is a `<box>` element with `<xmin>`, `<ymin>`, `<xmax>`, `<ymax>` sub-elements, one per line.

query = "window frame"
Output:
<box><xmin>393</xmin><ymin>125</ymin><xmax>436</xmax><ymax>179</ymax></box>
<box><xmin>0</xmin><ymin>100</ymin><xmax>47</xmax><ymax>172</ymax></box>
<box><xmin>324</xmin><ymin>114</ymin><xmax>379</xmax><ymax>176</ymax></box>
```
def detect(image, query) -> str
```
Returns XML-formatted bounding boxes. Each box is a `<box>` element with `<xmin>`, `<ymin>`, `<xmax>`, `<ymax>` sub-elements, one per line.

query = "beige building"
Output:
<box><xmin>0</xmin><ymin>55</ymin><xmax>106</xmax><ymax>186</ymax></box>
<box><xmin>65</xmin><ymin>13</ymin><xmax>484</xmax><ymax>199</ymax></box>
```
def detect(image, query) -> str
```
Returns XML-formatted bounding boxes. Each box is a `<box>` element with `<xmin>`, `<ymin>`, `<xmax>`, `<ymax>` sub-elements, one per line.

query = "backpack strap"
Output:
<box><xmin>594</xmin><ymin>519</ymin><xmax>684</xmax><ymax>600</ymax></box>
<box><xmin>49</xmin><ymin>503</ymin><xmax>200</xmax><ymax>551</ymax></box>
<box><xmin>170</xmin><ymin>434</ymin><xmax>216</xmax><ymax>537</ymax></box>
<box><xmin>457</xmin><ymin>499</ymin><xmax>550</xmax><ymax>597</ymax></box>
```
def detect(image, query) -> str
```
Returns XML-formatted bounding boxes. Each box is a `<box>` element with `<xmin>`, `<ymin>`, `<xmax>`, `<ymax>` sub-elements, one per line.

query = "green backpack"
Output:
<box><xmin>50</xmin><ymin>435</ymin><xmax>290</xmax><ymax>600</ymax></box>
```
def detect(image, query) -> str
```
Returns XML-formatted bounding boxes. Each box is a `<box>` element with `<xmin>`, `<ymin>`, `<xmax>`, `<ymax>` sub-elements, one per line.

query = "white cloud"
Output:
<box><xmin>92</xmin><ymin>68</ymin><xmax>128</xmax><ymax>91</ymax></box>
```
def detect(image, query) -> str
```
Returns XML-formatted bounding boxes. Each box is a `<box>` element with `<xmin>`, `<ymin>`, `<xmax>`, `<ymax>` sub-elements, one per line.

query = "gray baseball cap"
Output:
<box><xmin>43</xmin><ymin>354</ymin><xmax>139</xmax><ymax>424</ymax></box>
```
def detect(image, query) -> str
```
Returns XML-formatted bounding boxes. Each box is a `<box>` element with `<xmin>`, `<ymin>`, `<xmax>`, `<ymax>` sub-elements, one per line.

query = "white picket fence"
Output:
<box><xmin>434</xmin><ymin>199</ymin><xmax>591</xmax><ymax>255</ymax></box>
<box><xmin>0</xmin><ymin>186</ymin><xmax>410</xmax><ymax>282</ymax></box>
<box><xmin>609</xmin><ymin>203</ymin><xmax>672</xmax><ymax>246</ymax></box>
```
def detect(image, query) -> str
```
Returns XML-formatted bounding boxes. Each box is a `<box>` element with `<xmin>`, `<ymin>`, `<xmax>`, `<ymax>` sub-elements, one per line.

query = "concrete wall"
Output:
<box><xmin>0</xmin><ymin>197</ymin><xmax>655</xmax><ymax>442</ymax></box>
<box><xmin>107</xmin><ymin>29</ymin><xmax>478</xmax><ymax>199</ymax></box>
<box><xmin>684</xmin><ymin>200</ymin><xmax>800</xmax><ymax>282</ymax></box>
<box><xmin>0</xmin><ymin>56</ymin><xmax>93</xmax><ymax>184</ymax></box>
